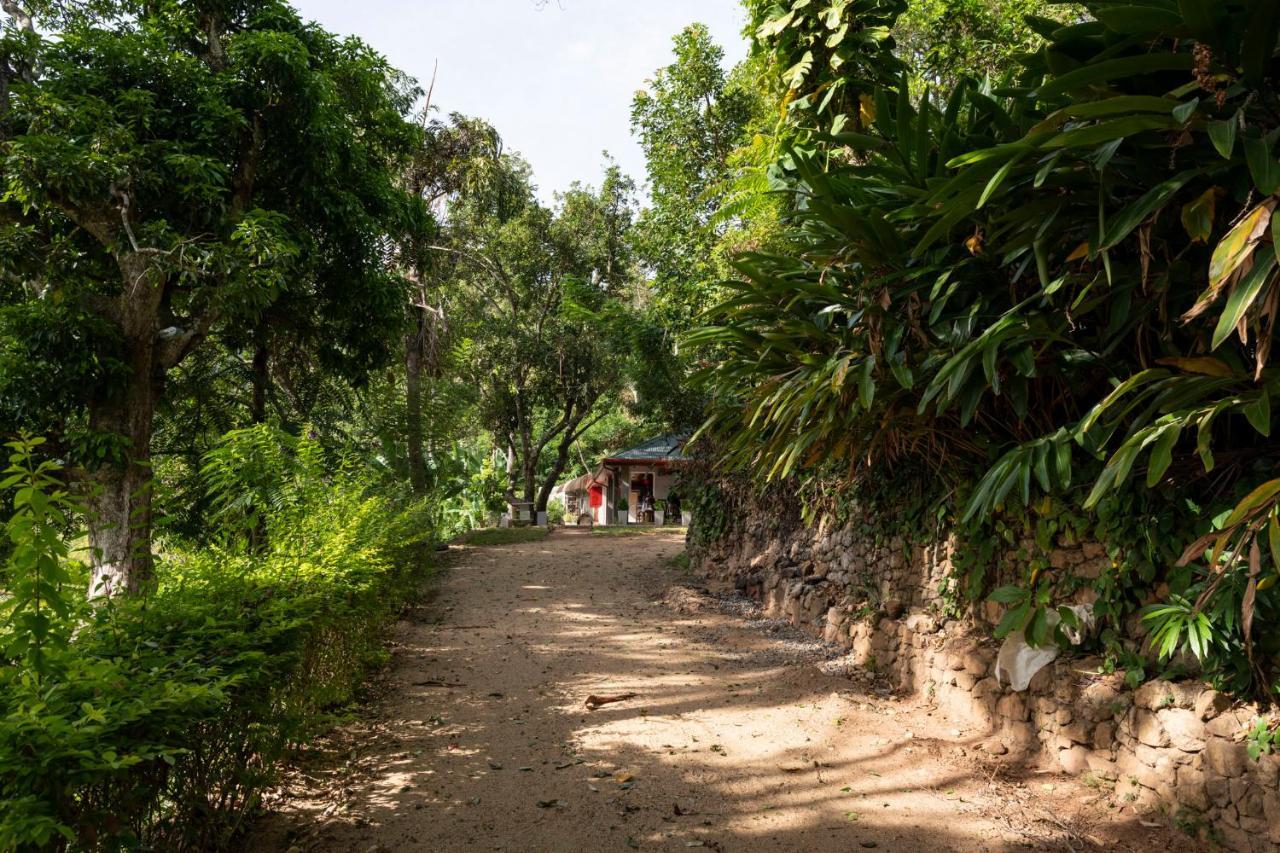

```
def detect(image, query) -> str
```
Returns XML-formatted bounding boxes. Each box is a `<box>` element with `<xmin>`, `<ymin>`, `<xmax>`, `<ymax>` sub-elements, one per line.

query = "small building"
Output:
<box><xmin>555</xmin><ymin>434</ymin><xmax>688</xmax><ymax>526</ymax></box>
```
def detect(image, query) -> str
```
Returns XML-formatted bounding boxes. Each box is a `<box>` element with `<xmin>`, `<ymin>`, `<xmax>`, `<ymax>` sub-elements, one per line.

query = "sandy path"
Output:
<box><xmin>251</xmin><ymin>529</ymin><xmax>1198</xmax><ymax>853</ymax></box>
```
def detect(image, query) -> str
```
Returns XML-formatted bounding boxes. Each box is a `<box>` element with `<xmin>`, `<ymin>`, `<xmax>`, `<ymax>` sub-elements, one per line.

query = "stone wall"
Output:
<box><xmin>693</xmin><ymin>504</ymin><xmax>1280</xmax><ymax>851</ymax></box>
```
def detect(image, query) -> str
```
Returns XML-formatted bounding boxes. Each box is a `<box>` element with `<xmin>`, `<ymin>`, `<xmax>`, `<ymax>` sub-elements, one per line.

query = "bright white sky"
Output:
<box><xmin>289</xmin><ymin>0</ymin><xmax>750</xmax><ymax>202</ymax></box>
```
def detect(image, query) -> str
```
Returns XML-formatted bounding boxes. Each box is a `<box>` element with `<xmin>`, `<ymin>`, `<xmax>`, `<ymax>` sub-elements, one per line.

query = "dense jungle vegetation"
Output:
<box><xmin>1</xmin><ymin>0</ymin><xmax>1279</xmax><ymax>848</ymax></box>
<box><xmin>694</xmin><ymin>0</ymin><xmax>1280</xmax><ymax>712</ymax></box>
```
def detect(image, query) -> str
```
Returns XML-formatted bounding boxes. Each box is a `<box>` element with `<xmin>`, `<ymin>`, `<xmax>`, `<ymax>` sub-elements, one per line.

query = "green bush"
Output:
<box><xmin>546</xmin><ymin>498</ymin><xmax>566</xmax><ymax>526</ymax></box>
<box><xmin>0</xmin><ymin>429</ymin><xmax>439</xmax><ymax>850</ymax></box>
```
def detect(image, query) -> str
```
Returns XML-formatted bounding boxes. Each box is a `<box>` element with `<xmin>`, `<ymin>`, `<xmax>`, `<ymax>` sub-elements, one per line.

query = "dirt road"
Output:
<box><xmin>252</xmin><ymin>529</ymin><xmax>1198</xmax><ymax>853</ymax></box>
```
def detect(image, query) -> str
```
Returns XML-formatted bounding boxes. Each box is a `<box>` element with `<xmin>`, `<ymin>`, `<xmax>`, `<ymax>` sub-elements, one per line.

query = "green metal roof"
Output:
<box><xmin>603</xmin><ymin>433</ymin><xmax>687</xmax><ymax>464</ymax></box>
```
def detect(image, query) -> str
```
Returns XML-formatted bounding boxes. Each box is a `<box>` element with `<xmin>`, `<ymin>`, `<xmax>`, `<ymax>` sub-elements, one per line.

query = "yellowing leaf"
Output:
<box><xmin>1208</xmin><ymin>200</ymin><xmax>1274</xmax><ymax>288</ymax></box>
<box><xmin>1184</xmin><ymin>200</ymin><xmax>1275</xmax><ymax>324</ymax></box>
<box><xmin>859</xmin><ymin>94</ymin><xmax>876</xmax><ymax>126</ymax></box>
<box><xmin>1066</xmin><ymin>241</ymin><xmax>1091</xmax><ymax>261</ymax></box>
<box><xmin>1180</xmin><ymin>187</ymin><xmax>1217</xmax><ymax>243</ymax></box>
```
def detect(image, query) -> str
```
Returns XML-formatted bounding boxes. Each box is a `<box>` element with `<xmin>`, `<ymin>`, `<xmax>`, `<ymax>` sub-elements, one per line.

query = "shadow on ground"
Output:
<box><xmin>249</xmin><ymin>532</ymin><xmax>1207</xmax><ymax>853</ymax></box>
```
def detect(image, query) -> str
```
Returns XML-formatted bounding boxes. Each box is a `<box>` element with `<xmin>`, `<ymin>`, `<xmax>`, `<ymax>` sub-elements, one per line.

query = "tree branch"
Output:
<box><xmin>156</xmin><ymin>306</ymin><xmax>219</xmax><ymax>369</ymax></box>
<box><xmin>0</xmin><ymin>0</ymin><xmax>34</xmax><ymax>33</ymax></box>
<box><xmin>229</xmin><ymin>112</ymin><xmax>262</xmax><ymax>220</ymax></box>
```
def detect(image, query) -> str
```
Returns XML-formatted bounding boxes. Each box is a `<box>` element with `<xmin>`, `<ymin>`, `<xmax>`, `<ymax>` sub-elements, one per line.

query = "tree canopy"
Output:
<box><xmin>1</xmin><ymin>0</ymin><xmax>422</xmax><ymax>593</ymax></box>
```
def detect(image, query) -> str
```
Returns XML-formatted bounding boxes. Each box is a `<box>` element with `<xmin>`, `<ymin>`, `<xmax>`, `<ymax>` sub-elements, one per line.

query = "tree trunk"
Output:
<box><xmin>86</xmin><ymin>336</ymin><xmax>159</xmax><ymax>598</ymax></box>
<box><xmin>522</xmin><ymin>456</ymin><xmax>537</xmax><ymax>507</ymax></box>
<box><xmin>405</xmin><ymin>314</ymin><xmax>427</xmax><ymax>496</ymax></box>
<box><xmin>534</xmin><ymin>408</ymin><xmax>603</xmax><ymax>511</ymax></box>
<box><xmin>251</xmin><ymin>324</ymin><xmax>269</xmax><ymax>424</ymax></box>
<box><xmin>504</xmin><ymin>436</ymin><xmax>518</xmax><ymax>506</ymax></box>
<box><xmin>535</xmin><ymin>418</ymin><xmax>581</xmax><ymax>511</ymax></box>
<box><xmin>516</xmin><ymin>398</ymin><xmax>536</xmax><ymax>505</ymax></box>
<box><xmin>85</xmin><ymin>253</ymin><xmax>169</xmax><ymax>598</ymax></box>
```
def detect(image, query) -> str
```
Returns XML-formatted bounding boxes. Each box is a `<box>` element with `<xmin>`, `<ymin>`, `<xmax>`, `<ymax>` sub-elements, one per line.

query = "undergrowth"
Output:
<box><xmin>0</xmin><ymin>428</ymin><xmax>441</xmax><ymax>851</ymax></box>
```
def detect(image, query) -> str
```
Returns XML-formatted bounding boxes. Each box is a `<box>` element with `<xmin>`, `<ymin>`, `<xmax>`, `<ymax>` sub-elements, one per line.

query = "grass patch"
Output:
<box><xmin>458</xmin><ymin>526</ymin><xmax>550</xmax><ymax>546</ymax></box>
<box><xmin>589</xmin><ymin>525</ymin><xmax>687</xmax><ymax>538</ymax></box>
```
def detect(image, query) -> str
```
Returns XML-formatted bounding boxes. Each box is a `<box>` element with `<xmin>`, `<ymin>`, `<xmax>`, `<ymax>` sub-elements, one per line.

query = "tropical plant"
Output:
<box><xmin>695</xmin><ymin>0</ymin><xmax>1280</xmax><ymax>697</ymax></box>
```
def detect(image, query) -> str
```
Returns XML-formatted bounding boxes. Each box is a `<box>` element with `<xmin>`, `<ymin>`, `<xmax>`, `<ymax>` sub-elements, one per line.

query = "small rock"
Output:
<box><xmin>1157</xmin><ymin>707</ymin><xmax>1205</xmax><ymax>752</ymax></box>
<box><xmin>1194</xmin><ymin>688</ymin><xmax>1231</xmax><ymax>720</ymax></box>
<box><xmin>1058</xmin><ymin>745</ymin><xmax>1090</xmax><ymax>775</ymax></box>
<box><xmin>1135</xmin><ymin>710</ymin><xmax>1169</xmax><ymax>748</ymax></box>
<box><xmin>981</xmin><ymin>738</ymin><xmax>1008</xmax><ymax>756</ymax></box>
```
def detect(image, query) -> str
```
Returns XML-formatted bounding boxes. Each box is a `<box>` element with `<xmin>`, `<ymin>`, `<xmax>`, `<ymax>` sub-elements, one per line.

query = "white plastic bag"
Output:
<box><xmin>993</xmin><ymin>604</ymin><xmax>1094</xmax><ymax>692</ymax></box>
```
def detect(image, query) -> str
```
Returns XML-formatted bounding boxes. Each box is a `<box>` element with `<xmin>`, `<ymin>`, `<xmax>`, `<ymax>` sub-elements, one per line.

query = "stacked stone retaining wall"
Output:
<box><xmin>694</xmin><ymin>506</ymin><xmax>1280</xmax><ymax>851</ymax></box>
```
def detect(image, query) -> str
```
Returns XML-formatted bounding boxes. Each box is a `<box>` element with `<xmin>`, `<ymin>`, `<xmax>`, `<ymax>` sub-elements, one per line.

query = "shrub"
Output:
<box><xmin>0</xmin><ymin>430</ymin><xmax>439</xmax><ymax>850</ymax></box>
<box><xmin>546</xmin><ymin>498</ymin><xmax>566</xmax><ymax>526</ymax></box>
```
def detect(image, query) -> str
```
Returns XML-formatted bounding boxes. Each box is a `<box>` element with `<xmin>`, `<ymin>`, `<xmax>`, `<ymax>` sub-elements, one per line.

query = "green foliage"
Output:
<box><xmin>0</xmin><ymin>431</ymin><xmax>439</xmax><ymax>850</ymax></box>
<box><xmin>895</xmin><ymin>0</ymin><xmax>1080</xmax><ymax>86</ymax></box>
<box><xmin>0</xmin><ymin>0</ymin><xmax>423</xmax><ymax>589</ymax></box>
<box><xmin>459</xmin><ymin>526</ymin><xmax>549</xmax><ymax>546</ymax></box>
<box><xmin>631</xmin><ymin>24</ymin><xmax>760</xmax><ymax>332</ymax></box>
<box><xmin>1</xmin><ymin>0</ymin><xmax>419</xmax><ymax>445</ymax></box>
<box><xmin>445</xmin><ymin>148</ymin><xmax>643</xmax><ymax>511</ymax></box>
<box><xmin>200</xmin><ymin>424</ymin><xmax>319</xmax><ymax>548</ymax></box>
<box><xmin>546</xmin><ymin>497</ymin><xmax>566</xmax><ymax>525</ymax></box>
<box><xmin>0</xmin><ymin>436</ymin><xmax>77</xmax><ymax>682</ymax></box>
<box><xmin>681</xmin><ymin>471</ymin><xmax>732</xmax><ymax>555</ymax></box>
<box><xmin>628</xmin><ymin>24</ymin><xmax>778</xmax><ymax>432</ymax></box>
<box><xmin>1246</xmin><ymin>717</ymin><xmax>1278</xmax><ymax>760</ymax></box>
<box><xmin>745</xmin><ymin>0</ymin><xmax>905</xmax><ymax>131</ymax></box>
<box><xmin>425</xmin><ymin>444</ymin><xmax>509</xmax><ymax>536</ymax></box>
<box><xmin>696</xmin><ymin>0</ymin><xmax>1280</xmax><ymax>698</ymax></box>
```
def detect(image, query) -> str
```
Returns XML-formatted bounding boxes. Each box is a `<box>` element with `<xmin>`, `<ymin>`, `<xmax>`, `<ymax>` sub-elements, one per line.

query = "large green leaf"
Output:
<box><xmin>1207</xmin><ymin>116</ymin><xmax>1237</xmax><ymax>159</ymax></box>
<box><xmin>1244</xmin><ymin>134</ymin><xmax>1280</xmax><ymax>194</ymax></box>
<box><xmin>1099</xmin><ymin>168</ymin><xmax>1201</xmax><ymax>248</ymax></box>
<box><xmin>1093</xmin><ymin>5</ymin><xmax>1185</xmax><ymax>34</ymax></box>
<box><xmin>1211</xmin><ymin>254</ymin><xmax>1276</xmax><ymax>349</ymax></box>
<box><xmin>1033</xmin><ymin>54</ymin><xmax>1196</xmax><ymax>99</ymax></box>
<box><xmin>1042</xmin><ymin>115</ymin><xmax>1178</xmax><ymax>150</ymax></box>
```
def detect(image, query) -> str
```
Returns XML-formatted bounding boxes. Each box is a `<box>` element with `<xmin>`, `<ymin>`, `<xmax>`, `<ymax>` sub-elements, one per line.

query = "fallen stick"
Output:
<box><xmin>585</xmin><ymin>692</ymin><xmax>638</xmax><ymax>710</ymax></box>
<box><xmin>413</xmin><ymin>680</ymin><xmax>467</xmax><ymax>687</ymax></box>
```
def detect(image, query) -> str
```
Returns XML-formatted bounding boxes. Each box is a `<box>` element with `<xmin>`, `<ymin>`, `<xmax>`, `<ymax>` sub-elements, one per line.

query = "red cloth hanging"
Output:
<box><xmin>589</xmin><ymin>485</ymin><xmax>603</xmax><ymax>508</ymax></box>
